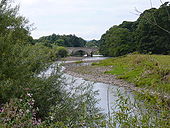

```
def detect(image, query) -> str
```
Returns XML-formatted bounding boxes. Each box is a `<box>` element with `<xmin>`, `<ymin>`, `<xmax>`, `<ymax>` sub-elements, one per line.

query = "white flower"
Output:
<box><xmin>50</xmin><ymin>116</ymin><xmax>54</xmax><ymax>120</ymax></box>
<box><xmin>26</xmin><ymin>109</ymin><xmax>30</xmax><ymax>113</ymax></box>
<box><xmin>27</xmin><ymin>93</ymin><xmax>32</xmax><ymax>97</ymax></box>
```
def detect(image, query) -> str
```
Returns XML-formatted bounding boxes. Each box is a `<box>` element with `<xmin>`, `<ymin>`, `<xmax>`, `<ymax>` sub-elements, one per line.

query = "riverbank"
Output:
<box><xmin>63</xmin><ymin>55</ymin><xmax>170</xmax><ymax>100</ymax></box>
<box><xmin>64</xmin><ymin>62</ymin><xmax>134</xmax><ymax>88</ymax></box>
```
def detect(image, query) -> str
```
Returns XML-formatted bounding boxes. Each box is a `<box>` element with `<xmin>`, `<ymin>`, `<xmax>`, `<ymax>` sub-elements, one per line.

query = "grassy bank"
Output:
<box><xmin>92</xmin><ymin>54</ymin><xmax>170</xmax><ymax>95</ymax></box>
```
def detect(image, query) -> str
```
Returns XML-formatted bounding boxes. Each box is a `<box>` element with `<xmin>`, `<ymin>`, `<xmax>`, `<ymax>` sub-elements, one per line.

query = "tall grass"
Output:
<box><xmin>109</xmin><ymin>90</ymin><xmax>170</xmax><ymax>128</ymax></box>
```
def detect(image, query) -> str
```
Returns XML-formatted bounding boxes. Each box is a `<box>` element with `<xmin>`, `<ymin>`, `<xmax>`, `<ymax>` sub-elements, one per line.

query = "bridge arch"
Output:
<box><xmin>66</xmin><ymin>47</ymin><xmax>98</xmax><ymax>57</ymax></box>
<box><xmin>72</xmin><ymin>50</ymin><xmax>88</xmax><ymax>56</ymax></box>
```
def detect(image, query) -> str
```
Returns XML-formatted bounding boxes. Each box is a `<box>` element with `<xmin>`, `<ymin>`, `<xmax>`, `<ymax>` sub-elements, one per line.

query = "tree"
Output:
<box><xmin>99</xmin><ymin>2</ymin><xmax>170</xmax><ymax>56</ymax></box>
<box><xmin>35</xmin><ymin>34</ymin><xmax>87</xmax><ymax>47</ymax></box>
<box><xmin>135</xmin><ymin>3</ymin><xmax>170</xmax><ymax>54</ymax></box>
<box><xmin>99</xmin><ymin>26</ymin><xmax>134</xmax><ymax>57</ymax></box>
<box><xmin>0</xmin><ymin>1</ymin><xmax>104</xmax><ymax>125</ymax></box>
<box><xmin>55</xmin><ymin>46</ymin><xmax>68</xmax><ymax>58</ymax></box>
<box><xmin>86</xmin><ymin>39</ymin><xmax>99</xmax><ymax>48</ymax></box>
<box><xmin>0</xmin><ymin>0</ymin><xmax>31</xmax><ymax>43</ymax></box>
<box><xmin>0</xmin><ymin>0</ymin><xmax>54</xmax><ymax>109</ymax></box>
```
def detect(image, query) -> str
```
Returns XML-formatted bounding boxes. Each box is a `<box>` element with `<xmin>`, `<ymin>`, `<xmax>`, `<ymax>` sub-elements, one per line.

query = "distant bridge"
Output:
<box><xmin>66</xmin><ymin>47</ymin><xmax>98</xmax><ymax>57</ymax></box>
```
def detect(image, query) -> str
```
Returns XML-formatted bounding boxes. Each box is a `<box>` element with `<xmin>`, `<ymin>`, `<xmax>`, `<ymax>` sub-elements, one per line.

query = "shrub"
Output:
<box><xmin>55</xmin><ymin>46</ymin><xmax>68</xmax><ymax>58</ymax></box>
<box><xmin>0</xmin><ymin>94</ymin><xmax>42</xmax><ymax>128</ymax></box>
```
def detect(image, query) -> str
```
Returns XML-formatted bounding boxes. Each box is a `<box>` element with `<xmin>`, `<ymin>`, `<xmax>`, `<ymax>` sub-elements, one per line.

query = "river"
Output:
<box><xmin>39</xmin><ymin>56</ymin><xmax>168</xmax><ymax>127</ymax></box>
<box><xmin>62</xmin><ymin>57</ymin><xmax>135</xmax><ymax>116</ymax></box>
<box><xmin>40</xmin><ymin>56</ymin><xmax>135</xmax><ymax>116</ymax></box>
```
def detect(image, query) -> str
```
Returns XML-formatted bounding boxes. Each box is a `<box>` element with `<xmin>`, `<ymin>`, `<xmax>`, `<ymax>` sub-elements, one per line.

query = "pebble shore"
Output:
<box><xmin>63</xmin><ymin>61</ymin><xmax>142</xmax><ymax>92</ymax></box>
<box><xmin>63</xmin><ymin>59</ymin><xmax>170</xmax><ymax>100</ymax></box>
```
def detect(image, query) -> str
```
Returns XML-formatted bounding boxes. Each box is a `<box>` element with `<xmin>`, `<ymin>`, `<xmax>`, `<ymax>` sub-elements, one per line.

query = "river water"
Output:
<box><xmin>63</xmin><ymin>57</ymin><xmax>135</xmax><ymax>116</ymax></box>
<box><xmin>40</xmin><ymin>56</ymin><xmax>135</xmax><ymax>117</ymax></box>
<box><xmin>39</xmin><ymin>56</ymin><xmax>166</xmax><ymax>127</ymax></box>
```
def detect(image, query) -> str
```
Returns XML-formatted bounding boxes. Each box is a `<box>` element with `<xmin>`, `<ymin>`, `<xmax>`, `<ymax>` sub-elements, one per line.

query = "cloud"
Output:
<box><xmin>15</xmin><ymin>0</ymin><xmax>167</xmax><ymax>40</ymax></box>
<box><xmin>19</xmin><ymin>0</ymin><xmax>40</xmax><ymax>5</ymax></box>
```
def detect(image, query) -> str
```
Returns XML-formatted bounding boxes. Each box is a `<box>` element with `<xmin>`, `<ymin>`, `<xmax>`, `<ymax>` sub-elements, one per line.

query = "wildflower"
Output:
<box><xmin>50</xmin><ymin>116</ymin><xmax>54</xmax><ymax>121</ymax></box>
<box><xmin>32</xmin><ymin>111</ymin><xmax>36</xmax><ymax>116</ymax></box>
<box><xmin>33</xmin><ymin>119</ymin><xmax>41</xmax><ymax>125</ymax></box>
<box><xmin>38</xmin><ymin>119</ymin><xmax>41</xmax><ymax>124</ymax></box>
<box><xmin>36</xmin><ymin>107</ymin><xmax>39</xmax><ymax>111</ymax></box>
<box><xmin>27</xmin><ymin>93</ymin><xmax>32</xmax><ymax>97</ymax></box>
<box><xmin>19</xmin><ymin>109</ymin><xmax>24</xmax><ymax>114</ymax></box>
<box><xmin>29</xmin><ymin>101</ymin><xmax>34</xmax><ymax>105</ymax></box>
<box><xmin>31</xmin><ymin>99</ymin><xmax>35</xmax><ymax>103</ymax></box>
<box><xmin>26</xmin><ymin>109</ymin><xmax>30</xmax><ymax>113</ymax></box>
<box><xmin>0</xmin><ymin>108</ymin><xmax>4</xmax><ymax>113</ymax></box>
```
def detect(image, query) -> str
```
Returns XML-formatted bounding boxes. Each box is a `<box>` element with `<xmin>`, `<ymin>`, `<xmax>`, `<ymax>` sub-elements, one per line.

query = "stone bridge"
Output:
<box><xmin>66</xmin><ymin>47</ymin><xmax>98</xmax><ymax>57</ymax></box>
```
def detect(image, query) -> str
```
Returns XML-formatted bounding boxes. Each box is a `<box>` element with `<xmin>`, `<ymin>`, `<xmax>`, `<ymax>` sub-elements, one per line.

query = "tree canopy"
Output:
<box><xmin>99</xmin><ymin>2</ymin><xmax>170</xmax><ymax>57</ymax></box>
<box><xmin>34</xmin><ymin>34</ymin><xmax>87</xmax><ymax>47</ymax></box>
<box><xmin>85</xmin><ymin>39</ymin><xmax>99</xmax><ymax>48</ymax></box>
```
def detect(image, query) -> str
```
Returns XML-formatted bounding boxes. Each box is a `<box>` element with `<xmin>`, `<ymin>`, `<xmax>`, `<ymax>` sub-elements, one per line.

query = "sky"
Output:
<box><xmin>14</xmin><ymin>0</ymin><xmax>168</xmax><ymax>40</ymax></box>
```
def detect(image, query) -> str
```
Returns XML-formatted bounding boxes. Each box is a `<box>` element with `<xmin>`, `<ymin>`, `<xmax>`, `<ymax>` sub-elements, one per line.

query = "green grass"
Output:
<box><xmin>75</xmin><ymin>60</ymin><xmax>84</xmax><ymax>64</ymax></box>
<box><xmin>93</xmin><ymin>54</ymin><xmax>170</xmax><ymax>94</ymax></box>
<box><xmin>105</xmin><ymin>65</ymin><xmax>128</xmax><ymax>75</ymax></box>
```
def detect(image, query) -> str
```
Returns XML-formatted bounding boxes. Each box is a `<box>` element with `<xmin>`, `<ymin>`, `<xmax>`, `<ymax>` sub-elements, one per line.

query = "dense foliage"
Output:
<box><xmin>0</xmin><ymin>0</ymin><xmax>105</xmax><ymax>127</ymax></box>
<box><xmin>99</xmin><ymin>2</ymin><xmax>170</xmax><ymax>57</ymax></box>
<box><xmin>0</xmin><ymin>0</ymin><xmax>55</xmax><ymax>119</ymax></box>
<box><xmin>53</xmin><ymin>46</ymin><xmax>68</xmax><ymax>58</ymax></box>
<box><xmin>100</xmin><ymin>26</ymin><xmax>134</xmax><ymax>57</ymax></box>
<box><xmin>85</xmin><ymin>39</ymin><xmax>99</xmax><ymax>48</ymax></box>
<box><xmin>34</xmin><ymin>34</ymin><xmax>87</xmax><ymax>47</ymax></box>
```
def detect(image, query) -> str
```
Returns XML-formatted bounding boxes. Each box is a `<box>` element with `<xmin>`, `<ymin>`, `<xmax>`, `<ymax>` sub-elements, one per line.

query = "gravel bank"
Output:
<box><xmin>63</xmin><ymin>60</ymin><xmax>170</xmax><ymax>99</ymax></box>
<box><xmin>64</xmin><ymin>61</ymin><xmax>138</xmax><ymax>91</ymax></box>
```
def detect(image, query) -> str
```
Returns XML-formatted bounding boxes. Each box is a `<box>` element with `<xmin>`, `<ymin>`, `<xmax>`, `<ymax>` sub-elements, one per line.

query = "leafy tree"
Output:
<box><xmin>54</xmin><ymin>46</ymin><xmax>68</xmax><ymax>58</ymax></box>
<box><xmin>0</xmin><ymin>1</ymin><xmax>105</xmax><ymax>126</ymax></box>
<box><xmin>0</xmin><ymin>0</ymin><xmax>56</xmax><ymax>118</ymax></box>
<box><xmin>99</xmin><ymin>2</ymin><xmax>170</xmax><ymax>56</ymax></box>
<box><xmin>119</xmin><ymin>21</ymin><xmax>136</xmax><ymax>32</ymax></box>
<box><xmin>0</xmin><ymin>0</ymin><xmax>31</xmax><ymax>43</ymax></box>
<box><xmin>135</xmin><ymin>3</ymin><xmax>170</xmax><ymax>54</ymax></box>
<box><xmin>35</xmin><ymin>34</ymin><xmax>87</xmax><ymax>47</ymax></box>
<box><xmin>86</xmin><ymin>39</ymin><xmax>99</xmax><ymax>48</ymax></box>
<box><xmin>99</xmin><ymin>26</ymin><xmax>134</xmax><ymax>57</ymax></box>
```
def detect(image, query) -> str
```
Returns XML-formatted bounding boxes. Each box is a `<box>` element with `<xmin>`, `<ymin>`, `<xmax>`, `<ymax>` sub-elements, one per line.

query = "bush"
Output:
<box><xmin>0</xmin><ymin>1</ymin><xmax>106</xmax><ymax>127</ymax></box>
<box><xmin>0</xmin><ymin>94</ymin><xmax>41</xmax><ymax>128</ymax></box>
<box><xmin>0</xmin><ymin>42</ymin><xmax>54</xmax><ymax>104</ymax></box>
<box><xmin>54</xmin><ymin>46</ymin><xmax>68</xmax><ymax>58</ymax></box>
